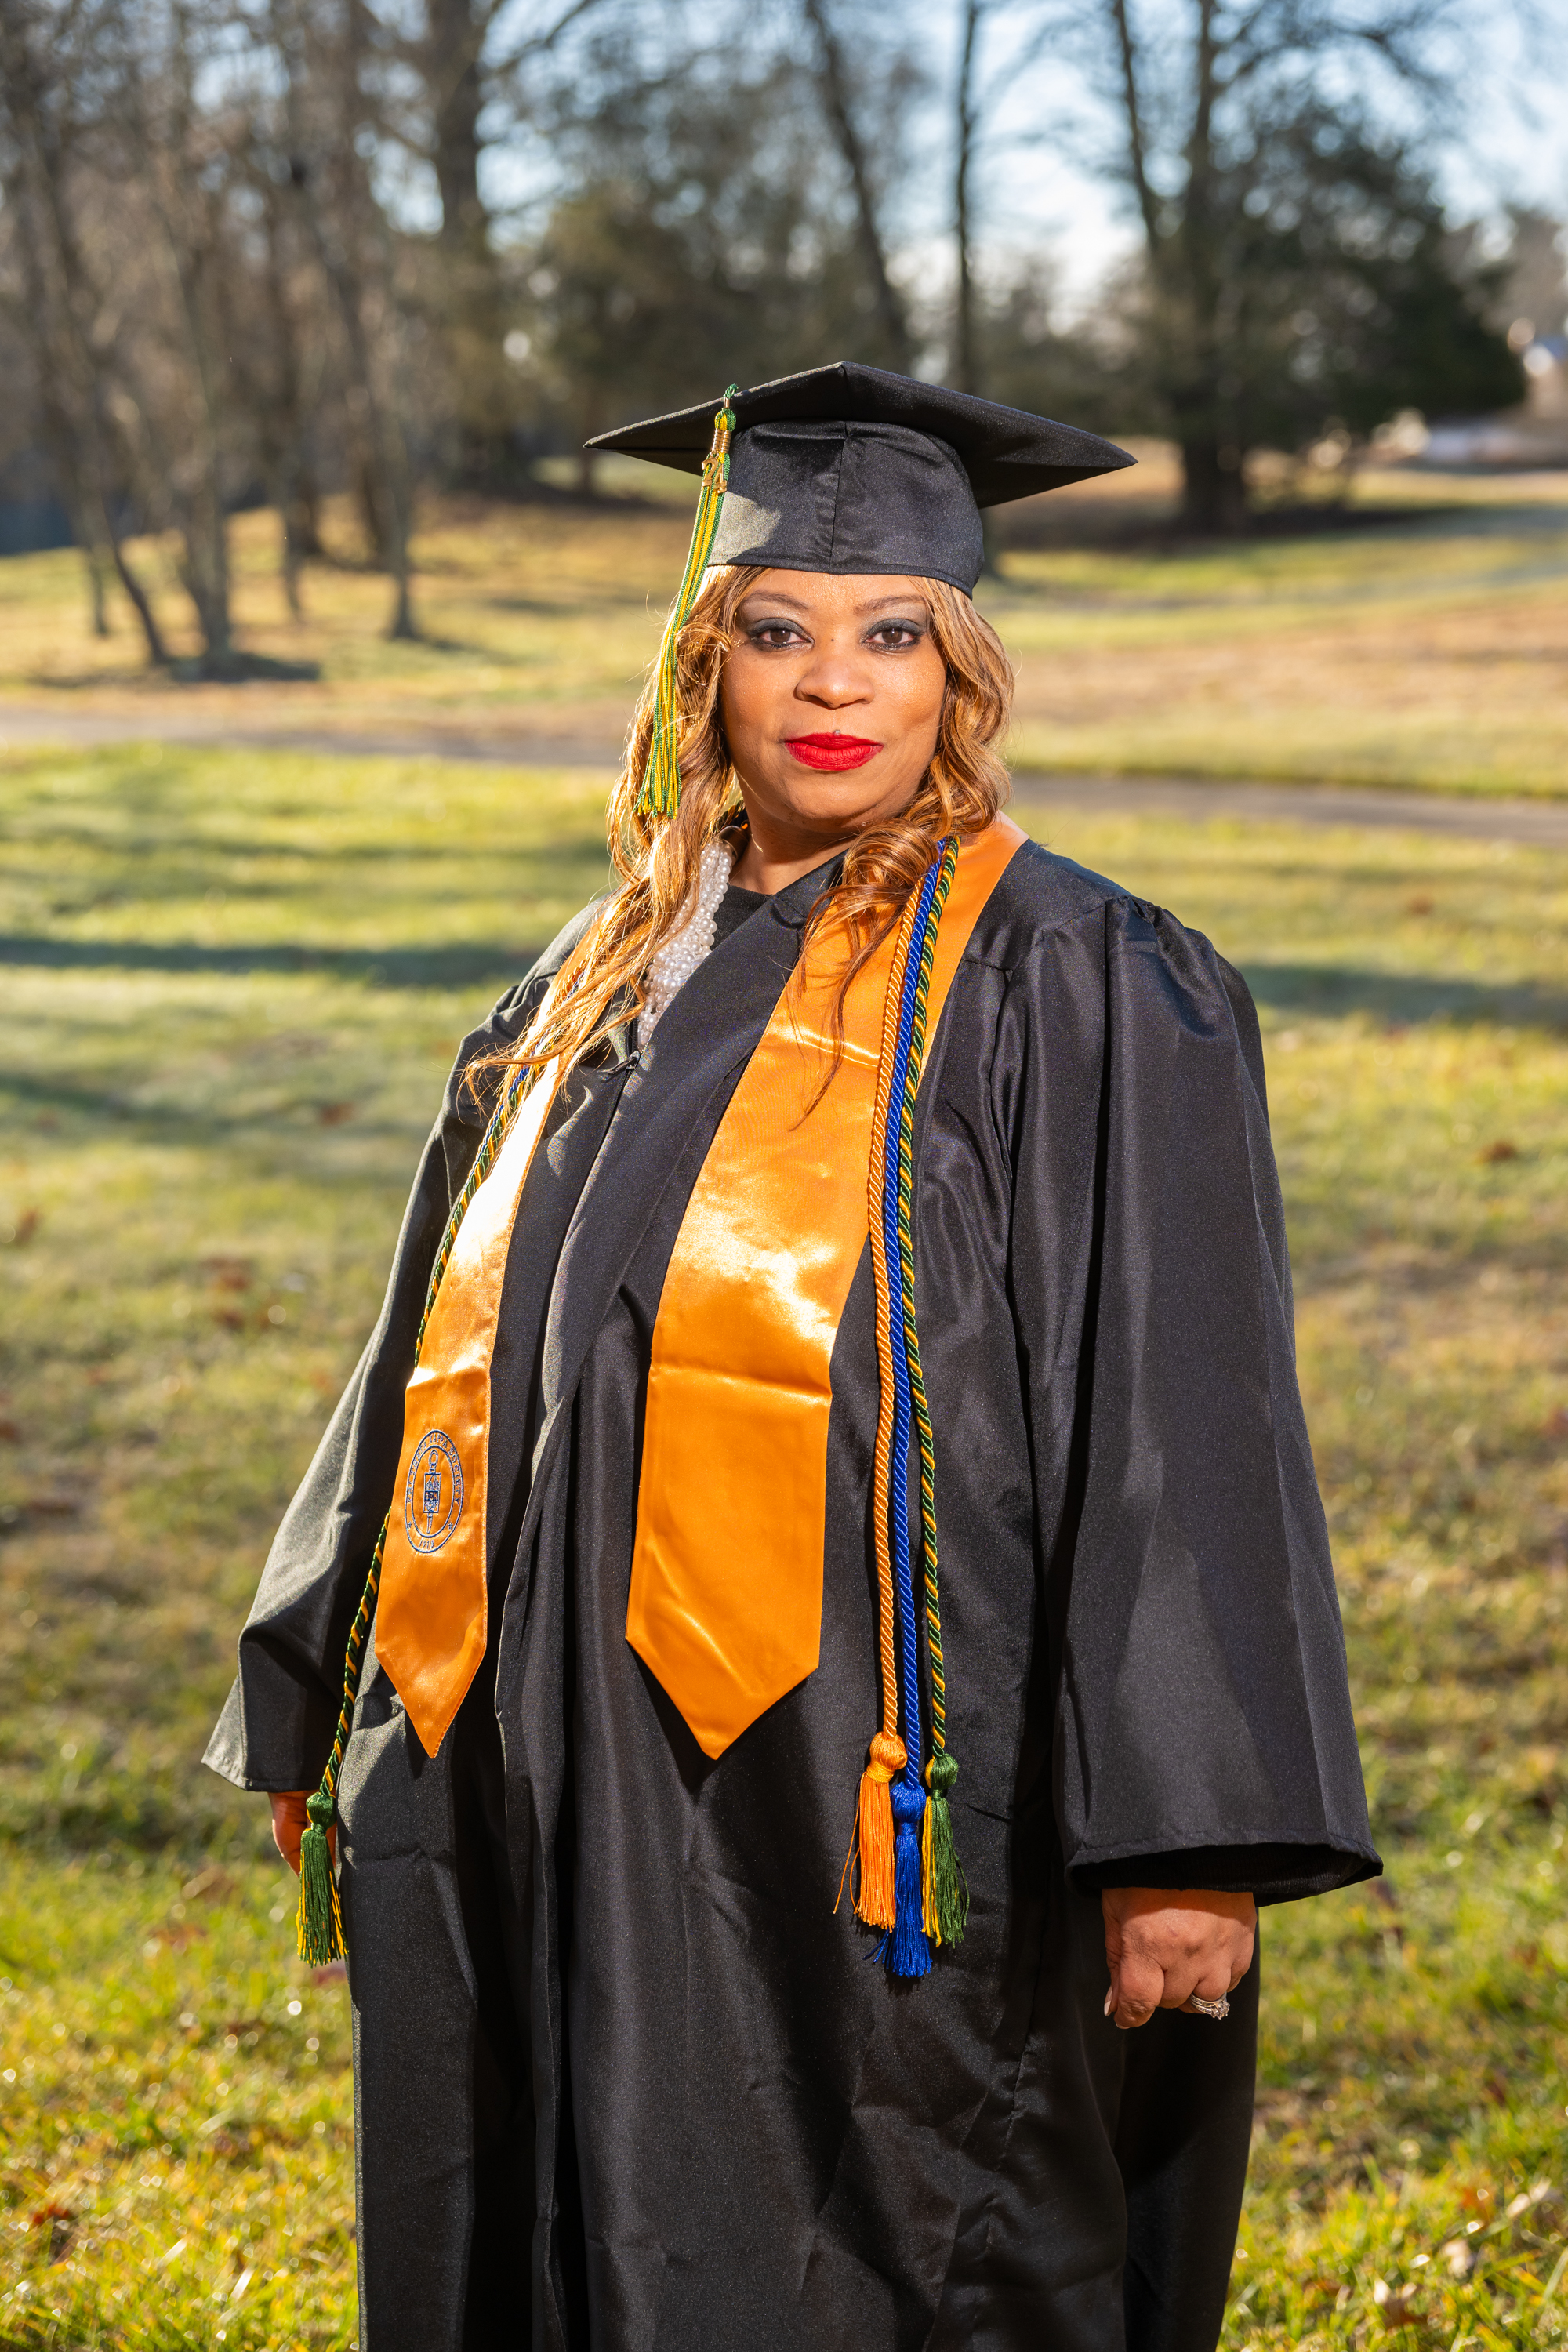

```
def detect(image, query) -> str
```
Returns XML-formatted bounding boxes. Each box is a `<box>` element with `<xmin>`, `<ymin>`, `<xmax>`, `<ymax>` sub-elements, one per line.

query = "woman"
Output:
<box><xmin>208</xmin><ymin>364</ymin><xmax>1377</xmax><ymax>2352</ymax></box>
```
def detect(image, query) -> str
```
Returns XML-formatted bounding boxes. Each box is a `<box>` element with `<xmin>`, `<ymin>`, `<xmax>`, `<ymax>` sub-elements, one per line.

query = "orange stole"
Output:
<box><xmin>376</xmin><ymin>1060</ymin><xmax>563</xmax><ymax>1758</ymax></box>
<box><xmin>626</xmin><ymin>817</ymin><xmax>1025</xmax><ymax>1759</ymax></box>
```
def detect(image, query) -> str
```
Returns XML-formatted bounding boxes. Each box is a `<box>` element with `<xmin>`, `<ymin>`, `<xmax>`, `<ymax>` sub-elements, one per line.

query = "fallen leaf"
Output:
<box><xmin>143</xmin><ymin>1922</ymin><xmax>209</xmax><ymax>1957</ymax></box>
<box><xmin>2</xmin><ymin>1210</ymin><xmax>41</xmax><ymax>1247</ymax></box>
<box><xmin>316</xmin><ymin>1102</ymin><xmax>355</xmax><ymax>1126</ymax></box>
<box><xmin>201</xmin><ymin>1257</ymin><xmax>253</xmax><ymax>1291</ymax></box>
<box><xmin>182</xmin><ymin>1864</ymin><xmax>238</xmax><ymax>1905</ymax></box>
<box><xmin>1371</xmin><ymin>2278</ymin><xmax>1420</xmax><ymax>2325</ymax></box>
<box><xmin>1478</xmin><ymin>1139</ymin><xmax>1519</xmax><ymax>1163</ymax></box>
<box><xmin>29</xmin><ymin>2205</ymin><xmax>74</xmax><ymax>2261</ymax></box>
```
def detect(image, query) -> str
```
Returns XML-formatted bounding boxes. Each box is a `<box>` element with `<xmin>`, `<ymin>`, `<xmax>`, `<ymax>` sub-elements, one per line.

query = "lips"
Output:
<box><xmin>785</xmin><ymin>734</ymin><xmax>884</xmax><ymax>771</ymax></box>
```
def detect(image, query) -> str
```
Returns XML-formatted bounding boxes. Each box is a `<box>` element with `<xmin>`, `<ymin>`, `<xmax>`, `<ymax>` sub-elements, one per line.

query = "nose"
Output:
<box><xmin>793</xmin><ymin>634</ymin><xmax>873</xmax><ymax>711</ymax></box>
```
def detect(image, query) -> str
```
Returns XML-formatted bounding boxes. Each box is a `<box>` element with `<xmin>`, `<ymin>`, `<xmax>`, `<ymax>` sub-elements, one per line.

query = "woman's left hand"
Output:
<box><xmin>1101</xmin><ymin>1888</ymin><xmax>1257</xmax><ymax>2029</ymax></box>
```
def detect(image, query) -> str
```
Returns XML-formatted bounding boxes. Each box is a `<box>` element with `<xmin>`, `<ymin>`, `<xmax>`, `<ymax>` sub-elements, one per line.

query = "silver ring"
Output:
<box><xmin>1186</xmin><ymin>1994</ymin><xmax>1230</xmax><ymax>2020</ymax></box>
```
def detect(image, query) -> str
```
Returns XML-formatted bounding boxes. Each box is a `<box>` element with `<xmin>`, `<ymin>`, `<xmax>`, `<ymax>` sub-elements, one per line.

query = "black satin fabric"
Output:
<box><xmin>207</xmin><ymin>844</ymin><xmax>1377</xmax><ymax>2352</ymax></box>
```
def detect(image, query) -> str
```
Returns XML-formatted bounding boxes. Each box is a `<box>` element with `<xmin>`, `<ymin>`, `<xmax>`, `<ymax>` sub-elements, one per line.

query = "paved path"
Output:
<box><xmin>3</xmin><ymin>702</ymin><xmax>1565</xmax><ymax>848</ymax></box>
<box><xmin>1011</xmin><ymin>774</ymin><xmax>1568</xmax><ymax>849</ymax></box>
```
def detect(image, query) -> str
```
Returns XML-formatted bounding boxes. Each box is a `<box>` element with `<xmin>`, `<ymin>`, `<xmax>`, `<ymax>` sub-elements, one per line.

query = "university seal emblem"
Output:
<box><xmin>404</xmin><ymin>1428</ymin><xmax>464</xmax><ymax>1555</ymax></box>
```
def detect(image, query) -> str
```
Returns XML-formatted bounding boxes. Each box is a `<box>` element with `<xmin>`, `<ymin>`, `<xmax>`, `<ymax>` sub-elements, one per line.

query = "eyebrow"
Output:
<box><xmin>736</xmin><ymin>592</ymin><xmax>931</xmax><ymax>618</ymax></box>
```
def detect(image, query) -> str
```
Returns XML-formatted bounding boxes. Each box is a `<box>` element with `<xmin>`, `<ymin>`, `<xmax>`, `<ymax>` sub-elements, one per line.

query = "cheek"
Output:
<box><xmin>890</xmin><ymin>646</ymin><xmax>948</xmax><ymax>746</ymax></box>
<box><xmin>718</xmin><ymin>659</ymin><xmax>769</xmax><ymax>761</ymax></box>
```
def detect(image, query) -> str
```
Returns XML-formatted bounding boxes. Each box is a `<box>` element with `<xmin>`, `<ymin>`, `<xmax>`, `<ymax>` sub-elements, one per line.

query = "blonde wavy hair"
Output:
<box><xmin>494</xmin><ymin>561</ymin><xmax>1014</xmax><ymax>1089</ymax></box>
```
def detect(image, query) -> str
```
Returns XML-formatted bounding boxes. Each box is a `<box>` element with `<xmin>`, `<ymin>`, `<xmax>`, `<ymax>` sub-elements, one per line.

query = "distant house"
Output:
<box><xmin>1422</xmin><ymin>335</ymin><xmax>1568</xmax><ymax>467</ymax></box>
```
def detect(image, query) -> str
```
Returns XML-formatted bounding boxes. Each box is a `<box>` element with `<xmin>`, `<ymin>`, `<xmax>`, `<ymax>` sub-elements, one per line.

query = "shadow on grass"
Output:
<box><xmin>0</xmin><ymin>932</ymin><xmax>539</xmax><ymax>989</ymax></box>
<box><xmin>1240</xmin><ymin>960</ymin><xmax>1568</xmax><ymax>1030</ymax></box>
<box><xmin>6</xmin><ymin>935</ymin><xmax>1564</xmax><ymax>1030</ymax></box>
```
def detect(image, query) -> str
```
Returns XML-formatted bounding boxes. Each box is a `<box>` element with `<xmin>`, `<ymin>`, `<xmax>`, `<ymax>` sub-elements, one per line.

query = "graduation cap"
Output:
<box><xmin>589</xmin><ymin>363</ymin><xmax>1134</xmax><ymax>815</ymax></box>
<box><xmin>590</xmin><ymin>361</ymin><xmax>1134</xmax><ymax>598</ymax></box>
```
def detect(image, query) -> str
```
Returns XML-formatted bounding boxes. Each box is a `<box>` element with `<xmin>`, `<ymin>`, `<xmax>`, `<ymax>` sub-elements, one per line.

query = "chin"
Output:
<box><xmin>774</xmin><ymin>771</ymin><xmax>905</xmax><ymax>829</ymax></box>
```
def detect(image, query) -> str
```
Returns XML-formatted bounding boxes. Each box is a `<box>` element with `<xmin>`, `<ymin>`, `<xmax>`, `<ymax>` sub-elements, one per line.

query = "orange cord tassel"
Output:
<box><xmin>855</xmin><ymin>1730</ymin><xmax>906</xmax><ymax>1930</ymax></box>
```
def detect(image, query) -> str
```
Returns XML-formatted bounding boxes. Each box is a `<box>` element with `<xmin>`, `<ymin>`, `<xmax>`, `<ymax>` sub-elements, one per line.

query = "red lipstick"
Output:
<box><xmin>786</xmin><ymin>733</ymin><xmax>883</xmax><ymax>771</ymax></box>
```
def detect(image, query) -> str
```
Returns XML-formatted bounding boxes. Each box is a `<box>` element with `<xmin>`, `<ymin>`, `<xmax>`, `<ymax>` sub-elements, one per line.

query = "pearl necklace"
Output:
<box><xmin>639</xmin><ymin>837</ymin><xmax>737</xmax><ymax>1043</ymax></box>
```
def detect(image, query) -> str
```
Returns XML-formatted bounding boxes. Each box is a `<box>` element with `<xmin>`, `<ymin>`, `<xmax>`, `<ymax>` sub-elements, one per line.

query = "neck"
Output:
<box><xmin>729</xmin><ymin>840</ymin><xmax>852</xmax><ymax>895</ymax></box>
<box><xmin>729</xmin><ymin>813</ymin><xmax>864</xmax><ymax>896</ymax></box>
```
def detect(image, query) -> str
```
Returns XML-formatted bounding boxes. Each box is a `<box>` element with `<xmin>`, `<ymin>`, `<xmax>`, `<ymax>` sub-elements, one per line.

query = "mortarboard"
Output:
<box><xmin>589</xmin><ymin>360</ymin><xmax>1134</xmax><ymax>597</ymax></box>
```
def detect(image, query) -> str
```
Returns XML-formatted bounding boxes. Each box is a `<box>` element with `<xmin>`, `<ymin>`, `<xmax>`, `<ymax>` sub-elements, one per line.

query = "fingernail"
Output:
<box><xmin>1104</xmin><ymin>1988</ymin><xmax>1114</xmax><ymax>2016</ymax></box>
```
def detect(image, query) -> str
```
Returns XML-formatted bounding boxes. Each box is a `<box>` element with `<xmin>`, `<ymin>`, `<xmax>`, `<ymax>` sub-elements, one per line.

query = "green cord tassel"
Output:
<box><xmin>922</xmin><ymin>1751</ymin><xmax>969</xmax><ymax>1947</ymax></box>
<box><xmin>296</xmin><ymin>1784</ymin><xmax>345</xmax><ymax>1966</ymax></box>
<box><xmin>637</xmin><ymin>383</ymin><xmax>739</xmax><ymax>818</ymax></box>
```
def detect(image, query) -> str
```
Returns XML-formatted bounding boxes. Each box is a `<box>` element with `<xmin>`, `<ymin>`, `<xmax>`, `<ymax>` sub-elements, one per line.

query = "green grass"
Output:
<box><xmin>3</xmin><ymin>744</ymin><xmax>1568</xmax><ymax>2345</ymax></box>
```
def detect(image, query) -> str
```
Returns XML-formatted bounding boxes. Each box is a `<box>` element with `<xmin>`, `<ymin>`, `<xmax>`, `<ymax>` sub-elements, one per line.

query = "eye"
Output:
<box><xmin>746</xmin><ymin>619</ymin><xmax>809</xmax><ymax>649</ymax></box>
<box><xmin>866</xmin><ymin>620</ymin><xmax>925</xmax><ymax>649</ymax></box>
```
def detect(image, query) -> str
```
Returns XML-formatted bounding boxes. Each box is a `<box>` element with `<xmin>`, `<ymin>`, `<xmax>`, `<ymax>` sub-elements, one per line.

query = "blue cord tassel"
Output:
<box><xmin>882</xmin><ymin>1777</ymin><xmax>932</xmax><ymax>1980</ymax></box>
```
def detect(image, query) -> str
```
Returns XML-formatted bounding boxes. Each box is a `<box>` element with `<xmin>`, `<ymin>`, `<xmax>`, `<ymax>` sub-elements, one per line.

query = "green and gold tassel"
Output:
<box><xmin>637</xmin><ymin>384</ymin><xmax>738</xmax><ymax>819</ymax></box>
<box><xmin>922</xmin><ymin>1751</ymin><xmax>968</xmax><ymax>1948</ymax></box>
<box><xmin>296</xmin><ymin>1785</ymin><xmax>346</xmax><ymax>1966</ymax></box>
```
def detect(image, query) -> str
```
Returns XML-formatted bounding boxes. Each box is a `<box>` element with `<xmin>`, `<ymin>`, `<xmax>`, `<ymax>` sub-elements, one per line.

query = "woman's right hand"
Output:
<box><xmin>270</xmin><ymin>1791</ymin><xmax>331</xmax><ymax>1875</ymax></box>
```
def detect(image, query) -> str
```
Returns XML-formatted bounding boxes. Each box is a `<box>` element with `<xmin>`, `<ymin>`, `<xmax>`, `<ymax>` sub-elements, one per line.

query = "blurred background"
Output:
<box><xmin>2</xmin><ymin>2</ymin><xmax>1568</xmax><ymax>2347</ymax></box>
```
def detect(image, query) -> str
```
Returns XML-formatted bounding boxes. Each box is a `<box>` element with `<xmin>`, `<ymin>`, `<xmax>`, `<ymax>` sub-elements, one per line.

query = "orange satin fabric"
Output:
<box><xmin>376</xmin><ymin>1061</ymin><xmax>562</xmax><ymax>1758</ymax></box>
<box><xmin>626</xmin><ymin>818</ymin><xmax>1026</xmax><ymax>1760</ymax></box>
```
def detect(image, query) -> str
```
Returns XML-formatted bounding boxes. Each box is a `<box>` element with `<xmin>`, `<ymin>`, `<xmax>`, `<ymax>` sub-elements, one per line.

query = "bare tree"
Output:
<box><xmin>113</xmin><ymin>0</ymin><xmax>245</xmax><ymax>670</ymax></box>
<box><xmin>426</xmin><ymin>0</ymin><xmax>604</xmax><ymax>481</ymax></box>
<box><xmin>270</xmin><ymin>0</ymin><xmax>419</xmax><ymax>637</ymax></box>
<box><xmin>800</xmin><ymin>0</ymin><xmax>914</xmax><ymax>372</ymax></box>
<box><xmin>421</xmin><ymin>0</ymin><xmax>510</xmax><ymax>481</ymax></box>
<box><xmin>0</xmin><ymin>0</ymin><xmax>169</xmax><ymax>663</ymax></box>
<box><xmin>1080</xmin><ymin>0</ymin><xmax>1497</xmax><ymax>528</ymax></box>
<box><xmin>951</xmin><ymin>0</ymin><xmax>988</xmax><ymax>394</ymax></box>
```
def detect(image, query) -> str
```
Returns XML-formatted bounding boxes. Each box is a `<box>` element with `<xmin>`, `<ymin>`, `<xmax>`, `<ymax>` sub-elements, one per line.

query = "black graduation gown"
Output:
<box><xmin>205</xmin><ymin>840</ymin><xmax>1378</xmax><ymax>2352</ymax></box>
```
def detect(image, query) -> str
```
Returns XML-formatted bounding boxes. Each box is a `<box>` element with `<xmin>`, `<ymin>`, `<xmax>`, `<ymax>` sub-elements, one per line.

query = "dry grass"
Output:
<box><xmin>2</xmin><ymin>469</ymin><xmax>1567</xmax><ymax>793</ymax></box>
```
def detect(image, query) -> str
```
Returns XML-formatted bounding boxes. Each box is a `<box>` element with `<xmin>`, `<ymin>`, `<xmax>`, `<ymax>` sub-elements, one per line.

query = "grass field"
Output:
<box><xmin>3</xmin><ymin>459</ymin><xmax>1568</xmax><ymax>795</ymax></box>
<box><xmin>2</xmin><ymin>737</ymin><xmax>1568</xmax><ymax>2347</ymax></box>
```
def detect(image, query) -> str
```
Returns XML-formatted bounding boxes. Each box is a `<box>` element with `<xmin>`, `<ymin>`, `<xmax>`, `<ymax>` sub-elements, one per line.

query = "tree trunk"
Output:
<box><xmin>248</xmin><ymin>165</ymin><xmax>314</xmax><ymax>615</ymax></box>
<box><xmin>1104</xmin><ymin>0</ymin><xmax>1250</xmax><ymax>535</ymax></box>
<box><xmin>129</xmin><ymin>16</ymin><xmax>238</xmax><ymax>673</ymax></box>
<box><xmin>84</xmin><ymin>549</ymin><xmax>110</xmax><ymax>636</ymax></box>
<box><xmin>97</xmin><ymin>492</ymin><xmax>171</xmax><ymax>664</ymax></box>
<box><xmin>801</xmin><ymin>0</ymin><xmax>913</xmax><ymax>373</ymax></box>
<box><xmin>277</xmin><ymin>0</ymin><xmax>418</xmax><ymax>638</ymax></box>
<box><xmin>953</xmin><ymin>0</ymin><xmax>982</xmax><ymax>397</ymax></box>
<box><xmin>426</xmin><ymin>0</ymin><xmax>510</xmax><ymax>481</ymax></box>
<box><xmin>1172</xmin><ymin>0</ymin><xmax>1248</xmax><ymax>532</ymax></box>
<box><xmin>1177</xmin><ymin>436</ymin><xmax>1250</xmax><ymax>533</ymax></box>
<box><xmin>292</xmin><ymin>474</ymin><xmax>323</xmax><ymax>558</ymax></box>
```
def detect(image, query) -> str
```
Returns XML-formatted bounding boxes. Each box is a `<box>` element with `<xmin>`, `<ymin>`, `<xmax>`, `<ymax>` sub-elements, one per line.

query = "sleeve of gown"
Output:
<box><xmin>1007</xmin><ymin>894</ymin><xmax>1380</xmax><ymax>1906</ymax></box>
<box><xmin>201</xmin><ymin>967</ymin><xmax>555</xmax><ymax>1792</ymax></box>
